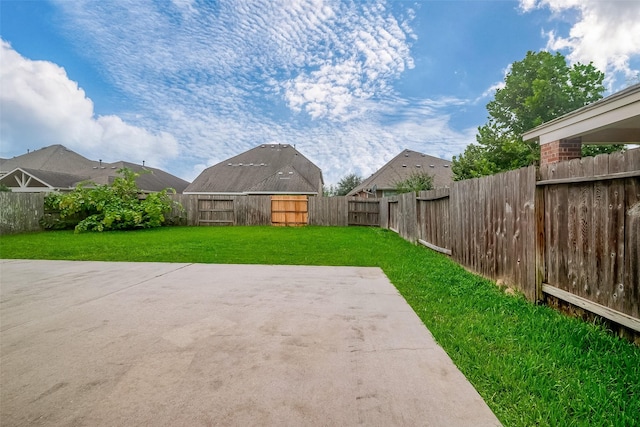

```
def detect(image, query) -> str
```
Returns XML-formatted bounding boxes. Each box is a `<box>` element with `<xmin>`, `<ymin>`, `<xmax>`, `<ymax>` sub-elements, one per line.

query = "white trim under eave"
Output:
<box><xmin>523</xmin><ymin>86</ymin><xmax>640</xmax><ymax>145</ymax></box>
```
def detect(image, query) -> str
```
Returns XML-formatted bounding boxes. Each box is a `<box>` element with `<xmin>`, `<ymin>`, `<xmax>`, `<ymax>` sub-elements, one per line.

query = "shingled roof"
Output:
<box><xmin>86</xmin><ymin>161</ymin><xmax>189</xmax><ymax>193</ymax></box>
<box><xmin>0</xmin><ymin>145</ymin><xmax>95</xmax><ymax>173</ymax></box>
<box><xmin>348</xmin><ymin>149</ymin><xmax>453</xmax><ymax>197</ymax></box>
<box><xmin>185</xmin><ymin>144</ymin><xmax>323</xmax><ymax>195</ymax></box>
<box><xmin>0</xmin><ymin>145</ymin><xmax>189</xmax><ymax>193</ymax></box>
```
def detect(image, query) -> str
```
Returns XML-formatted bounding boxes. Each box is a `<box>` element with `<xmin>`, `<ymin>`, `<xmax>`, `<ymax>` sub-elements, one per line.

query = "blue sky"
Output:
<box><xmin>1</xmin><ymin>0</ymin><xmax>639</xmax><ymax>185</ymax></box>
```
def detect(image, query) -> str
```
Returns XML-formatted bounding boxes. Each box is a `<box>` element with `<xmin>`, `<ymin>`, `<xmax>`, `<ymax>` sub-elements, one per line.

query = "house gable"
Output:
<box><xmin>348</xmin><ymin>149</ymin><xmax>453</xmax><ymax>197</ymax></box>
<box><xmin>185</xmin><ymin>144</ymin><xmax>323</xmax><ymax>195</ymax></box>
<box><xmin>0</xmin><ymin>168</ymin><xmax>87</xmax><ymax>192</ymax></box>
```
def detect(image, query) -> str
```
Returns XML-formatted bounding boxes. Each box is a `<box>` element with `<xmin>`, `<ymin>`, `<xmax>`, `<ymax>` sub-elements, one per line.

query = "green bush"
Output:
<box><xmin>42</xmin><ymin>168</ymin><xmax>181</xmax><ymax>233</ymax></box>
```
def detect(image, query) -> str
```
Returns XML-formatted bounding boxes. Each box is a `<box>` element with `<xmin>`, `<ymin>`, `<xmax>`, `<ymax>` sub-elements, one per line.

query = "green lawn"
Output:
<box><xmin>2</xmin><ymin>226</ymin><xmax>639</xmax><ymax>426</ymax></box>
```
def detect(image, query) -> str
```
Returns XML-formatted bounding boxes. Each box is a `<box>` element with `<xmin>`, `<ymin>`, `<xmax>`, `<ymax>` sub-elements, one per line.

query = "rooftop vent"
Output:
<box><xmin>416</xmin><ymin>165</ymin><xmax>421</xmax><ymax>168</ymax></box>
<box><xmin>430</xmin><ymin>165</ymin><xmax>435</xmax><ymax>168</ymax></box>
<box><xmin>405</xmin><ymin>154</ymin><xmax>409</xmax><ymax>157</ymax></box>
<box><xmin>402</xmin><ymin>164</ymin><xmax>407</xmax><ymax>167</ymax></box>
<box><xmin>288</xmin><ymin>171</ymin><xmax>293</xmax><ymax>174</ymax></box>
<box><xmin>444</xmin><ymin>165</ymin><xmax>450</xmax><ymax>168</ymax></box>
<box><xmin>228</xmin><ymin>163</ymin><xmax>232</xmax><ymax>166</ymax></box>
<box><xmin>278</xmin><ymin>172</ymin><xmax>283</xmax><ymax>175</ymax></box>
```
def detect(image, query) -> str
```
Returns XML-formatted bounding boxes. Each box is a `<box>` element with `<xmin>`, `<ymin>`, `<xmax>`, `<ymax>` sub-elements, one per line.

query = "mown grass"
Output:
<box><xmin>1</xmin><ymin>226</ymin><xmax>639</xmax><ymax>426</ymax></box>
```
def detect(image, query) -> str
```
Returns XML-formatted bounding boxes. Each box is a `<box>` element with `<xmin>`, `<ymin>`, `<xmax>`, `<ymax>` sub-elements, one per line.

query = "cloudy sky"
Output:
<box><xmin>1</xmin><ymin>0</ymin><xmax>639</xmax><ymax>185</ymax></box>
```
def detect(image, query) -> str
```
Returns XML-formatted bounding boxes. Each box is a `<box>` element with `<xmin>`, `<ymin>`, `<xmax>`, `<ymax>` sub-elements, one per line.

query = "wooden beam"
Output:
<box><xmin>418</xmin><ymin>239</ymin><xmax>452</xmax><ymax>255</ymax></box>
<box><xmin>542</xmin><ymin>283</ymin><xmax>640</xmax><ymax>332</ymax></box>
<box><xmin>536</xmin><ymin>170</ymin><xmax>640</xmax><ymax>186</ymax></box>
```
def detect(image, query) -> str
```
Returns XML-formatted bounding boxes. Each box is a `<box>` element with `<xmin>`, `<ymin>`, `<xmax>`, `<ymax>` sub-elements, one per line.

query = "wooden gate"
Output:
<box><xmin>348</xmin><ymin>199</ymin><xmax>380</xmax><ymax>226</ymax></box>
<box><xmin>197</xmin><ymin>197</ymin><xmax>234</xmax><ymax>226</ymax></box>
<box><xmin>271</xmin><ymin>195</ymin><xmax>308</xmax><ymax>226</ymax></box>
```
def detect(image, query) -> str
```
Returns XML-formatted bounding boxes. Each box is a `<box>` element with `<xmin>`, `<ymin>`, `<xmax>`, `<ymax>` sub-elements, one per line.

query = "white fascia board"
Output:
<box><xmin>523</xmin><ymin>91</ymin><xmax>640</xmax><ymax>144</ymax></box>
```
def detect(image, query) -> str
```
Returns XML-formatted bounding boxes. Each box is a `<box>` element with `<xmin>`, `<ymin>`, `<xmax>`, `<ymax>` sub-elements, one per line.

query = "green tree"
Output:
<box><xmin>42</xmin><ymin>168</ymin><xmax>180</xmax><ymax>233</ymax></box>
<box><xmin>334</xmin><ymin>173</ymin><xmax>363</xmax><ymax>196</ymax></box>
<box><xmin>452</xmin><ymin>51</ymin><xmax>622</xmax><ymax>180</ymax></box>
<box><xmin>394</xmin><ymin>171</ymin><xmax>433</xmax><ymax>194</ymax></box>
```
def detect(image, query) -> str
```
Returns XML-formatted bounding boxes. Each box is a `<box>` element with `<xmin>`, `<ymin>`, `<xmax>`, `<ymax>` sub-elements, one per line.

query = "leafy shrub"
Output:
<box><xmin>394</xmin><ymin>171</ymin><xmax>434</xmax><ymax>194</ymax></box>
<box><xmin>42</xmin><ymin>168</ymin><xmax>181</xmax><ymax>233</ymax></box>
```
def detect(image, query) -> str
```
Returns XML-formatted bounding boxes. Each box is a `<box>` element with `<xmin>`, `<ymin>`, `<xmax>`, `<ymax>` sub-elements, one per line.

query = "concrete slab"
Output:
<box><xmin>0</xmin><ymin>260</ymin><xmax>502</xmax><ymax>426</ymax></box>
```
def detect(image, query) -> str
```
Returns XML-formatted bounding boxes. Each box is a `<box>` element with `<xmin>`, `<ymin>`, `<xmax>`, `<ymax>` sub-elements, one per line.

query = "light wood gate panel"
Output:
<box><xmin>198</xmin><ymin>197</ymin><xmax>234</xmax><ymax>226</ymax></box>
<box><xmin>271</xmin><ymin>195</ymin><xmax>308</xmax><ymax>226</ymax></box>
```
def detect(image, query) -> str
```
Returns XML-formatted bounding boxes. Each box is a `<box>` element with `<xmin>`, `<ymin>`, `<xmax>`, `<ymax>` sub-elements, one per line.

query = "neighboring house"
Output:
<box><xmin>348</xmin><ymin>149</ymin><xmax>453</xmax><ymax>198</ymax></box>
<box><xmin>0</xmin><ymin>144</ymin><xmax>189</xmax><ymax>193</ymax></box>
<box><xmin>185</xmin><ymin>144</ymin><xmax>323</xmax><ymax>195</ymax></box>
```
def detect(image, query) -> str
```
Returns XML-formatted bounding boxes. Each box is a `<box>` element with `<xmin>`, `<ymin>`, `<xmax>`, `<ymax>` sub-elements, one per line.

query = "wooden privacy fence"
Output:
<box><xmin>0</xmin><ymin>192</ymin><xmax>45</xmax><ymax>235</ymax></box>
<box><xmin>416</xmin><ymin>188</ymin><xmax>451</xmax><ymax>255</ymax></box>
<box><xmin>167</xmin><ymin>195</ymin><xmax>380</xmax><ymax>227</ymax></box>
<box><xmin>537</xmin><ymin>151</ymin><xmax>640</xmax><ymax>330</ymax></box>
<box><xmin>379</xmin><ymin>150</ymin><xmax>639</xmax><ymax>332</ymax></box>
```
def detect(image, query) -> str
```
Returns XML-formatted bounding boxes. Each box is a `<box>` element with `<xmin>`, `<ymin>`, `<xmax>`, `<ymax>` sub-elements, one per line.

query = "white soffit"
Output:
<box><xmin>523</xmin><ymin>84</ymin><xmax>640</xmax><ymax>145</ymax></box>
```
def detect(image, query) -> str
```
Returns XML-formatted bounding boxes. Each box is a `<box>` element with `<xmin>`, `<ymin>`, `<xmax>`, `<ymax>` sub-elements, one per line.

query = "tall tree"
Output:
<box><xmin>452</xmin><ymin>51</ymin><xmax>620</xmax><ymax>181</ymax></box>
<box><xmin>334</xmin><ymin>173</ymin><xmax>363</xmax><ymax>196</ymax></box>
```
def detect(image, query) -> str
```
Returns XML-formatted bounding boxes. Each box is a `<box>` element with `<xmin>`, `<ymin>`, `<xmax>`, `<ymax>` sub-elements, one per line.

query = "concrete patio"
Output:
<box><xmin>0</xmin><ymin>260</ymin><xmax>501</xmax><ymax>426</ymax></box>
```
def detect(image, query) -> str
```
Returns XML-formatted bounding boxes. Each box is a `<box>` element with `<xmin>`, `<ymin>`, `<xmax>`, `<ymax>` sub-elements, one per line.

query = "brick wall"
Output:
<box><xmin>540</xmin><ymin>138</ymin><xmax>582</xmax><ymax>165</ymax></box>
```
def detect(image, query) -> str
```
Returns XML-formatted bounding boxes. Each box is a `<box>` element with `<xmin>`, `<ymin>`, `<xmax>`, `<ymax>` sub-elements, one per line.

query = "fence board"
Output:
<box><xmin>541</xmin><ymin>150</ymin><xmax>640</xmax><ymax>320</ymax></box>
<box><xmin>416</xmin><ymin>188</ymin><xmax>450</xmax><ymax>252</ymax></box>
<box><xmin>236</xmin><ymin>195</ymin><xmax>271</xmax><ymax>225</ymax></box>
<box><xmin>0</xmin><ymin>192</ymin><xmax>45</xmax><ymax>234</ymax></box>
<box><xmin>449</xmin><ymin>167</ymin><xmax>536</xmax><ymax>299</ymax></box>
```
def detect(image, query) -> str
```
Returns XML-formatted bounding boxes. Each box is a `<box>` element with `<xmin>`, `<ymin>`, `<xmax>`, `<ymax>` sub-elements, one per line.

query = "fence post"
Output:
<box><xmin>535</xmin><ymin>177</ymin><xmax>546</xmax><ymax>302</ymax></box>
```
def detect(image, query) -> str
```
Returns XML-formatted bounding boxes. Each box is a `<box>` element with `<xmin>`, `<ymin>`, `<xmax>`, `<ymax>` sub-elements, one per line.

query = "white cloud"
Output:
<box><xmin>9</xmin><ymin>0</ymin><xmax>466</xmax><ymax>185</ymax></box>
<box><xmin>521</xmin><ymin>0</ymin><xmax>640</xmax><ymax>88</ymax></box>
<box><xmin>0</xmin><ymin>40</ymin><xmax>178</xmax><ymax>167</ymax></box>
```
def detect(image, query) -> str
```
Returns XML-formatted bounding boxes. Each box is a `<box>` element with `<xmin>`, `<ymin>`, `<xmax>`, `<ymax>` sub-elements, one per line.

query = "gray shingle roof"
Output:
<box><xmin>87</xmin><ymin>161</ymin><xmax>190</xmax><ymax>193</ymax></box>
<box><xmin>0</xmin><ymin>145</ymin><xmax>190</xmax><ymax>193</ymax></box>
<box><xmin>185</xmin><ymin>144</ymin><xmax>323</xmax><ymax>194</ymax></box>
<box><xmin>0</xmin><ymin>145</ymin><xmax>95</xmax><ymax>173</ymax></box>
<box><xmin>348</xmin><ymin>149</ymin><xmax>453</xmax><ymax>196</ymax></box>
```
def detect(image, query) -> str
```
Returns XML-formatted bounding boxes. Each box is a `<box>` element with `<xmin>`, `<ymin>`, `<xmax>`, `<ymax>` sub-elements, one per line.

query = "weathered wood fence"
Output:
<box><xmin>377</xmin><ymin>150</ymin><xmax>639</xmax><ymax>332</ymax></box>
<box><xmin>167</xmin><ymin>195</ymin><xmax>380</xmax><ymax>227</ymax></box>
<box><xmin>0</xmin><ymin>192</ymin><xmax>45</xmax><ymax>234</ymax></box>
<box><xmin>537</xmin><ymin>151</ymin><xmax>640</xmax><ymax>329</ymax></box>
